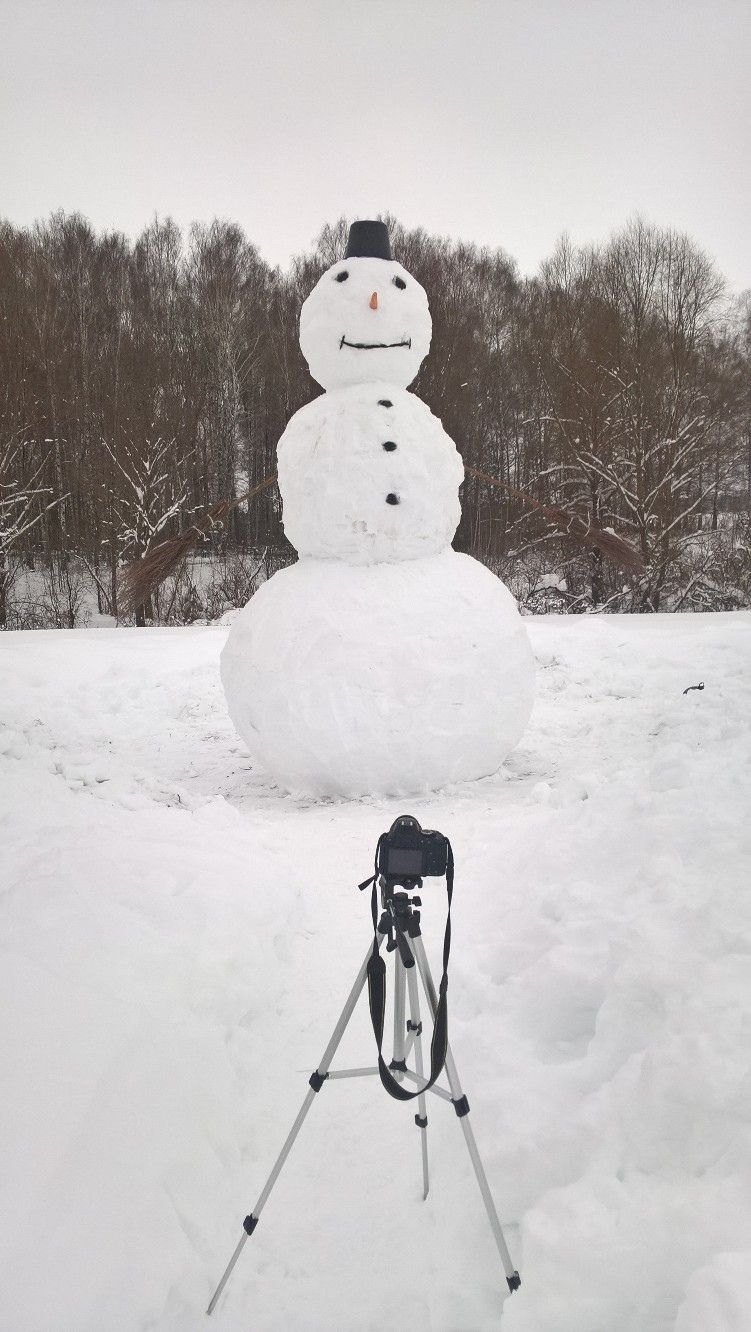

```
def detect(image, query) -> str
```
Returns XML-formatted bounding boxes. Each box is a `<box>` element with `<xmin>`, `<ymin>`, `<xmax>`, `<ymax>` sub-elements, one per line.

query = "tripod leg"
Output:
<box><xmin>207</xmin><ymin>935</ymin><xmax>383</xmax><ymax>1315</ymax></box>
<box><xmin>405</xmin><ymin>961</ymin><xmax>430</xmax><ymax>1200</ymax></box>
<box><xmin>410</xmin><ymin>935</ymin><xmax>521</xmax><ymax>1294</ymax></box>
<box><xmin>390</xmin><ymin>953</ymin><xmax>407</xmax><ymax>1081</ymax></box>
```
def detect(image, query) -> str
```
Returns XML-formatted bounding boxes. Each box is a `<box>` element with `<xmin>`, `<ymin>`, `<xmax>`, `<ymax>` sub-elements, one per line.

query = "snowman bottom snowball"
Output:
<box><xmin>220</xmin><ymin>550</ymin><xmax>534</xmax><ymax>798</ymax></box>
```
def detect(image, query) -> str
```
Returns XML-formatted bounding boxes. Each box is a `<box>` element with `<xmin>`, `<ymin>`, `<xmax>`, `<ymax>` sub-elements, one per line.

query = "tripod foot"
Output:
<box><xmin>414</xmin><ymin>1113</ymin><xmax>429</xmax><ymax>1199</ymax></box>
<box><xmin>206</xmin><ymin>1229</ymin><xmax>251</xmax><ymax>1315</ymax></box>
<box><xmin>507</xmin><ymin>1271</ymin><xmax>521</xmax><ymax>1293</ymax></box>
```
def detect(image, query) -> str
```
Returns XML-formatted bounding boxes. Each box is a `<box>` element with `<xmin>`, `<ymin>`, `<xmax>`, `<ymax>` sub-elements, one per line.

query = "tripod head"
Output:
<box><xmin>378</xmin><ymin>875</ymin><xmax>422</xmax><ymax>968</ymax></box>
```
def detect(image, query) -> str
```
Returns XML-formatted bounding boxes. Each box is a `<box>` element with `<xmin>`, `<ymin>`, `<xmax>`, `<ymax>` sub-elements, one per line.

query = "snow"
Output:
<box><xmin>220</xmin><ymin>552</ymin><xmax>534</xmax><ymax>797</ymax></box>
<box><xmin>299</xmin><ymin>255</ymin><xmax>431</xmax><ymax>390</ymax></box>
<box><xmin>2</xmin><ymin>611</ymin><xmax>751</xmax><ymax>1332</ymax></box>
<box><xmin>277</xmin><ymin>384</ymin><xmax>464</xmax><ymax>563</ymax></box>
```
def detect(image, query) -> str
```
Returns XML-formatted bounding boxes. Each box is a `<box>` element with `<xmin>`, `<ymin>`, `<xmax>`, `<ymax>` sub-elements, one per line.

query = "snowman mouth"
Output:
<box><xmin>340</xmin><ymin>336</ymin><xmax>412</xmax><ymax>350</ymax></box>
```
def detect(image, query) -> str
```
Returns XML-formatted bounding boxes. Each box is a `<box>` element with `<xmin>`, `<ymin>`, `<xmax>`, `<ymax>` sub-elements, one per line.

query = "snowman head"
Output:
<box><xmin>300</xmin><ymin>221</ymin><xmax>432</xmax><ymax>391</ymax></box>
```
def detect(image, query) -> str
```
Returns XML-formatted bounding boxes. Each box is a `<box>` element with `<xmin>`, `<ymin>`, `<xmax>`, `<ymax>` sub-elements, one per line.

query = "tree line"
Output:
<box><xmin>1</xmin><ymin>210</ymin><xmax>749</xmax><ymax>628</ymax></box>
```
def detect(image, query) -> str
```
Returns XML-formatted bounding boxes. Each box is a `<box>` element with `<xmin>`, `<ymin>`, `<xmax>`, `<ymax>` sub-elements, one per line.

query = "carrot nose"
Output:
<box><xmin>369</xmin><ymin>291</ymin><xmax>378</xmax><ymax>310</ymax></box>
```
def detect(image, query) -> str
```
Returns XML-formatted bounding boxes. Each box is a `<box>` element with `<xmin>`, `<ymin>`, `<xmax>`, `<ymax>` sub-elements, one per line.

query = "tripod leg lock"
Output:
<box><xmin>309</xmin><ymin>1070</ymin><xmax>329</xmax><ymax>1092</ymax></box>
<box><xmin>414</xmin><ymin>1113</ymin><xmax>428</xmax><ymax>1128</ymax></box>
<box><xmin>388</xmin><ymin>1058</ymin><xmax>408</xmax><ymax>1073</ymax></box>
<box><xmin>406</xmin><ymin>1020</ymin><xmax>422</xmax><ymax>1035</ymax></box>
<box><xmin>243</xmin><ymin>1215</ymin><xmax>259</xmax><ymax>1236</ymax></box>
<box><xmin>507</xmin><ymin>1271</ymin><xmax>521</xmax><ymax>1293</ymax></box>
<box><xmin>452</xmin><ymin>1095</ymin><xmax>470</xmax><ymax>1118</ymax></box>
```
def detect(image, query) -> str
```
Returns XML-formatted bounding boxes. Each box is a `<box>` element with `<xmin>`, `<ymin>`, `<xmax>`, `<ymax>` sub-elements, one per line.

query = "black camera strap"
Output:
<box><xmin>360</xmin><ymin>839</ymin><xmax>453</xmax><ymax>1102</ymax></box>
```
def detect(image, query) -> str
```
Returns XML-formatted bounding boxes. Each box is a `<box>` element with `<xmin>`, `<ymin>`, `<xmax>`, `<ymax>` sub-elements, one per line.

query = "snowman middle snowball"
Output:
<box><xmin>221</xmin><ymin>221</ymin><xmax>534</xmax><ymax>797</ymax></box>
<box><xmin>278</xmin><ymin>384</ymin><xmax>463</xmax><ymax>564</ymax></box>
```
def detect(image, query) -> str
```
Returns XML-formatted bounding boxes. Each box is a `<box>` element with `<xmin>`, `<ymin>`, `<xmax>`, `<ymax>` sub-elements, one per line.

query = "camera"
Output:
<box><xmin>377</xmin><ymin>814</ymin><xmax>449</xmax><ymax>882</ymax></box>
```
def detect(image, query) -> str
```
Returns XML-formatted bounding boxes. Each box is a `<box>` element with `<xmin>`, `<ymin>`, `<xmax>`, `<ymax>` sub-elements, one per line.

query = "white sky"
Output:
<box><xmin>1</xmin><ymin>0</ymin><xmax>749</xmax><ymax>290</ymax></box>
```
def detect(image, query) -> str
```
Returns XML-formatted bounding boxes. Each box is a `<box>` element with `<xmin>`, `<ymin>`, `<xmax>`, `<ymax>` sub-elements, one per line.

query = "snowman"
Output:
<box><xmin>221</xmin><ymin>221</ymin><xmax>534</xmax><ymax>797</ymax></box>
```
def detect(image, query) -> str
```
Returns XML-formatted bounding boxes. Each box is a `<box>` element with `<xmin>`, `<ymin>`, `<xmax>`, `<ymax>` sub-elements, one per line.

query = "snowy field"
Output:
<box><xmin>1</xmin><ymin>613</ymin><xmax>750</xmax><ymax>1332</ymax></box>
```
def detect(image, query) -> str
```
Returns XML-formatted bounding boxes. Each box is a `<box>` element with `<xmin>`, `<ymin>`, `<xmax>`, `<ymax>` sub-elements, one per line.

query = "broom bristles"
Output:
<box><xmin>465</xmin><ymin>466</ymin><xmax>645</xmax><ymax>575</ymax></box>
<box><xmin>118</xmin><ymin>464</ymin><xmax>643</xmax><ymax>618</ymax></box>
<box><xmin>118</xmin><ymin>527</ymin><xmax>204</xmax><ymax>618</ymax></box>
<box><xmin>117</xmin><ymin>476</ymin><xmax>277</xmax><ymax>618</ymax></box>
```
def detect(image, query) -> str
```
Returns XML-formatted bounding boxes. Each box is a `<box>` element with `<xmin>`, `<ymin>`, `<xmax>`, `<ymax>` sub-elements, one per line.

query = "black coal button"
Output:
<box><xmin>378</xmin><ymin>399</ymin><xmax>393</xmax><ymax>407</ymax></box>
<box><xmin>385</xmin><ymin>493</ymin><xmax>400</xmax><ymax>505</ymax></box>
<box><xmin>382</xmin><ymin>441</ymin><xmax>397</xmax><ymax>452</ymax></box>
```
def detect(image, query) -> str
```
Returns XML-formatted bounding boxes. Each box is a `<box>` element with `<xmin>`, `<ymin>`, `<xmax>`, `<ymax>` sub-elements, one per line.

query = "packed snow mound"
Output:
<box><xmin>299</xmin><ymin>255</ymin><xmax>431</xmax><ymax>390</ymax></box>
<box><xmin>277</xmin><ymin>385</ymin><xmax>464</xmax><ymax>562</ymax></box>
<box><xmin>220</xmin><ymin>550</ymin><xmax>534</xmax><ymax>796</ymax></box>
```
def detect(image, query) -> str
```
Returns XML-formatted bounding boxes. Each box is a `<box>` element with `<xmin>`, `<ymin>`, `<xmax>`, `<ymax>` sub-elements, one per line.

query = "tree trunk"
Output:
<box><xmin>0</xmin><ymin>553</ymin><xmax>8</xmax><ymax>628</ymax></box>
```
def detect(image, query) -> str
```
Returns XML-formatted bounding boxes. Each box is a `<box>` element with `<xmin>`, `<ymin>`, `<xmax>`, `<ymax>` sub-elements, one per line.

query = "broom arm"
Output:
<box><xmin>193</xmin><ymin>475</ymin><xmax>277</xmax><ymax>530</ymax></box>
<box><xmin>119</xmin><ymin>463</ymin><xmax>643</xmax><ymax>617</ymax></box>
<box><xmin>464</xmin><ymin>465</ymin><xmax>644</xmax><ymax>573</ymax></box>
<box><xmin>467</xmin><ymin>464</ymin><xmax>603</xmax><ymax>528</ymax></box>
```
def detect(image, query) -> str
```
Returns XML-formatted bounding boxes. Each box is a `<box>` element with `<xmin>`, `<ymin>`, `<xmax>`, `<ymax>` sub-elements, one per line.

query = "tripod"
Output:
<box><xmin>207</xmin><ymin>878</ymin><xmax>520</xmax><ymax>1315</ymax></box>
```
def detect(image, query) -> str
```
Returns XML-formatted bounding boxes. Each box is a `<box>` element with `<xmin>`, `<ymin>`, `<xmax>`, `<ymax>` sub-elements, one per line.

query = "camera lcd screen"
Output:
<box><xmin>387</xmin><ymin>847</ymin><xmax>423</xmax><ymax>875</ymax></box>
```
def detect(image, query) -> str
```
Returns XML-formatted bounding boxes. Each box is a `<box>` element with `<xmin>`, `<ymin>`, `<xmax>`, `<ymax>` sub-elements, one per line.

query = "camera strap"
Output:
<box><xmin>360</xmin><ymin>840</ymin><xmax>453</xmax><ymax>1103</ymax></box>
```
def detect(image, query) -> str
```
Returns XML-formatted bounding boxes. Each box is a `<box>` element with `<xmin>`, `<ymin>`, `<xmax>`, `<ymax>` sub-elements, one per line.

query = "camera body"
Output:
<box><xmin>377</xmin><ymin>814</ymin><xmax>449</xmax><ymax>882</ymax></box>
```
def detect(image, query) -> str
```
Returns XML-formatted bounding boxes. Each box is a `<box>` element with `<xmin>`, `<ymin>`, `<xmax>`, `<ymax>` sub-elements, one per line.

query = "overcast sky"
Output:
<box><xmin>1</xmin><ymin>0</ymin><xmax>748</xmax><ymax>289</ymax></box>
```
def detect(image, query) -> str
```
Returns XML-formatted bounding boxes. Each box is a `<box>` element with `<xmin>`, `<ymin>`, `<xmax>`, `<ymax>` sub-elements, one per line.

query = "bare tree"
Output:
<box><xmin>0</xmin><ymin>434</ymin><xmax>66</xmax><ymax>626</ymax></box>
<box><xmin>105</xmin><ymin>434</ymin><xmax>191</xmax><ymax>624</ymax></box>
<box><xmin>0</xmin><ymin>209</ymin><xmax>748</xmax><ymax>626</ymax></box>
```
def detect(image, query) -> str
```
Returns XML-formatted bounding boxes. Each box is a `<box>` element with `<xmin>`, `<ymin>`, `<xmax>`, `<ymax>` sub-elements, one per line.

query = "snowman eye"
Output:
<box><xmin>393</xmin><ymin>276</ymin><xmax>407</xmax><ymax>289</ymax></box>
<box><xmin>335</xmin><ymin>270</ymin><xmax>349</xmax><ymax>283</ymax></box>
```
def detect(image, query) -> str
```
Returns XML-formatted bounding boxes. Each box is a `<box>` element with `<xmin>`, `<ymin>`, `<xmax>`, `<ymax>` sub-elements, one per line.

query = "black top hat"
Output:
<box><xmin>344</xmin><ymin>220</ymin><xmax>393</xmax><ymax>261</ymax></box>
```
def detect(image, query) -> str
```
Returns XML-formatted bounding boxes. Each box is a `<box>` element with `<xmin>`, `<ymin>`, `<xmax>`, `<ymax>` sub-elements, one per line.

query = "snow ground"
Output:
<box><xmin>1</xmin><ymin>613</ymin><xmax>750</xmax><ymax>1332</ymax></box>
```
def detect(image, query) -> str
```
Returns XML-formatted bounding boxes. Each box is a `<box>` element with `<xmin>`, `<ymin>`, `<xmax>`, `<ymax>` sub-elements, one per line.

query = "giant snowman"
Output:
<box><xmin>221</xmin><ymin>221</ymin><xmax>534</xmax><ymax>796</ymax></box>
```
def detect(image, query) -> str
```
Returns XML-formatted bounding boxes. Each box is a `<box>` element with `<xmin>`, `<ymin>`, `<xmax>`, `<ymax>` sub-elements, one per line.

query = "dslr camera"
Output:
<box><xmin>377</xmin><ymin>815</ymin><xmax>449</xmax><ymax>883</ymax></box>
